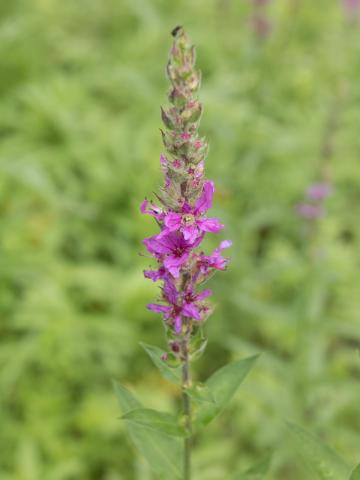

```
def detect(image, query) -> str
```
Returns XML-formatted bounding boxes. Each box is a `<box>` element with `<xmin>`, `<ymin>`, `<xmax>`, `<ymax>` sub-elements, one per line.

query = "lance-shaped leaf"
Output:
<box><xmin>140</xmin><ymin>342</ymin><xmax>181</xmax><ymax>385</ymax></box>
<box><xmin>113</xmin><ymin>381</ymin><xmax>183</xmax><ymax>479</ymax></box>
<box><xmin>350</xmin><ymin>464</ymin><xmax>360</xmax><ymax>480</ymax></box>
<box><xmin>194</xmin><ymin>354</ymin><xmax>259</xmax><ymax>429</ymax></box>
<box><xmin>122</xmin><ymin>408</ymin><xmax>188</xmax><ymax>438</ymax></box>
<box><xmin>286</xmin><ymin>422</ymin><xmax>350</xmax><ymax>479</ymax></box>
<box><xmin>233</xmin><ymin>454</ymin><xmax>272</xmax><ymax>479</ymax></box>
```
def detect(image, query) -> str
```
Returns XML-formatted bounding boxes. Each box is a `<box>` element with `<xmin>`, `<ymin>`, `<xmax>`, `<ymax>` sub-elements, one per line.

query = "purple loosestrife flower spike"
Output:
<box><xmin>296</xmin><ymin>203</ymin><xmax>325</xmax><ymax>220</ymax></box>
<box><xmin>136</xmin><ymin>28</ymin><xmax>241</xmax><ymax>480</ymax></box>
<box><xmin>306</xmin><ymin>182</ymin><xmax>332</xmax><ymax>201</ymax></box>
<box><xmin>250</xmin><ymin>0</ymin><xmax>272</xmax><ymax>39</ymax></box>
<box><xmin>141</xmin><ymin>26</ymin><xmax>232</xmax><ymax>346</ymax></box>
<box><xmin>295</xmin><ymin>181</ymin><xmax>332</xmax><ymax>220</ymax></box>
<box><xmin>343</xmin><ymin>0</ymin><xmax>360</xmax><ymax>20</ymax></box>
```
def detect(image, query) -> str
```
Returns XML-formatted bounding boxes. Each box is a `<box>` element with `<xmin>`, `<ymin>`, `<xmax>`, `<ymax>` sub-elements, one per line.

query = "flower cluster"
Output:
<box><xmin>250</xmin><ymin>0</ymin><xmax>272</xmax><ymax>39</ymax></box>
<box><xmin>141</xmin><ymin>27</ymin><xmax>231</xmax><ymax>339</ymax></box>
<box><xmin>296</xmin><ymin>182</ymin><xmax>332</xmax><ymax>220</ymax></box>
<box><xmin>343</xmin><ymin>0</ymin><xmax>360</xmax><ymax>21</ymax></box>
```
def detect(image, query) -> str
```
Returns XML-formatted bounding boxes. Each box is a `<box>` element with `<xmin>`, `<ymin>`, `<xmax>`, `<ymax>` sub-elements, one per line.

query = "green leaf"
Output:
<box><xmin>350</xmin><ymin>464</ymin><xmax>360</xmax><ymax>480</ymax></box>
<box><xmin>122</xmin><ymin>407</ymin><xmax>188</xmax><ymax>437</ymax></box>
<box><xmin>113</xmin><ymin>381</ymin><xmax>140</xmax><ymax>412</ymax></box>
<box><xmin>140</xmin><ymin>342</ymin><xmax>181</xmax><ymax>385</ymax></box>
<box><xmin>194</xmin><ymin>354</ymin><xmax>259</xmax><ymax>429</ymax></box>
<box><xmin>286</xmin><ymin>422</ymin><xmax>350</xmax><ymax>480</ymax></box>
<box><xmin>244</xmin><ymin>454</ymin><xmax>272</xmax><ymax>475</ymax></box>
<box><xmin>233</xmin><ymin>454</ymin><xmax>272</xmax><ymax>479</ymax></box>
<box><xmin>113</xmin><ymin>381</ymin><xmax>183</xmax><ymax>479</ymax></box>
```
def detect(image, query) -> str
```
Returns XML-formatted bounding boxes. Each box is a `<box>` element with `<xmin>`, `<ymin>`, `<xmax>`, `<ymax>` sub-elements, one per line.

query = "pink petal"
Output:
<box><xmin>147</xmin><ymin>304</ymin><xmax>171</xmax><ymax>314</ymax></box>
<box><xmin>219</xmin><ymin>240</ymin><xmax>232</xmax><ymax>250</ymax></box>
<box><xmin>180</xmin><ymin>132</ymin><xmax>191</xmax><ymax>140</ymax></box>
<box><xmin>146</xmin><ymin>232</ymin><xmax>182</xmax><ymax>254</ymax></box>
<box><xmin>194</xmin><ymin>180</ymin><xmax>215</xmax><ymax>215</ymax></box>
<box><xmin>140</xmin><ymin>199</ymin><xmax>149</xmax><ymax>214</ymax></box>
<box><xmin>190</xmin><ymin>231</ymin><xmax>205</xmax><ymax>248</ymax></box>
<box><xmin>140</xmin><ymin>199</ymin><xmax>164</xmax><ymax>219</ymax></box>
<box><xmin>181</xmin><ymin>202</ymin><xmax>192</xmax><ymax>214</ymax></box>
<box><xmin>164</xmin><ymin>175</ymin><xmax>171</xmax><ymax>188</ymax></box>
<box><xmin>296</xmin><ymin>203</ymin><xmax>324</xmax><ymax>219</ymax></box>
<box><xmin>306</xmin><ymin>183</ymin><xmax>332</xmax><ymax>200</ymax></box>
<box><xmin>182</xmin><ymin>225</ymin><xmax>198</xmax><ymax>243</ymax></box>
<box><xmin>196</xmin><ymin>288</ymin><xmax>212</xmax><ymax>301</ymax></box>
<box><xmin>174</xmin><ymin>315</ymin><xmax>182</xmax><ymax>335</ymax></box>
<box><xmin>143</xmin><ymin>236</ymin><xmax>171</xmax><ymax>255</ymax></box>
<box><xmin>197</xmin><ymin>217</ymin><xmax>224</xmax><ymax>233</ymax></box>
<box><xmin>158</xmin><ymin>232</ymin><xmax>180</xmax><ymax>249</ymax></box>
<box><xmin>144</xmin><ymin>268</ymin><xmax>166</xmax><ymax>282</ymax></box>
<box><xmin>164</xmin><ymin>252</ymin><xmax>189</xmax><ymax>277</ymax></box>
<box><xmin>164</xmin><ymin>212</ymin><xmax>182</xmax><ymax>231</ymax></box>
<box><xmin>163</xmin><ymin>278</ymin><xmax>178</xmax><ymax>305</ymax></box>
<box><xmin>182</xmin><ymin>303</ymin><xmax>201</xmax><ymax>320</ymax></box>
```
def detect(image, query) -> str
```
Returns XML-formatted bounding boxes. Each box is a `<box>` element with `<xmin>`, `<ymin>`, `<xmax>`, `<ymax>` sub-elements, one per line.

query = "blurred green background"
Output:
<box><xmin>1</xmin><ymin>0</ymin><xmax>359</xmax><ymax>479</ymax></box>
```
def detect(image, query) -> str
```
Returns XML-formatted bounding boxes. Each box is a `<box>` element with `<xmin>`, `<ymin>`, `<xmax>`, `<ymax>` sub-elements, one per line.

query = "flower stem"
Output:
<box><xmin>181</xmin><ymin>331</ymin><xmax>192</xmax><ymax>480</ymax></box>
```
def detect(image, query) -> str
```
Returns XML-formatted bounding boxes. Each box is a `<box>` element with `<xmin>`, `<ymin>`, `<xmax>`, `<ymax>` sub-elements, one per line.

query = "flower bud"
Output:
<box><xmin>161</xmin><ymin>107</ymin><xmax>176</xmax><ymax>130</ymax></box>
<box><xmin>181</xmin><ymin>101</ymin><xmax>203</xmax><ymax>124</ymax></box>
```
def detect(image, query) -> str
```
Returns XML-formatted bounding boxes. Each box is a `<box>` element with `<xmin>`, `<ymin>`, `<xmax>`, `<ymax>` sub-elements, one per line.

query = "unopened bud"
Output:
<box><xmin>181</xmin><ymin>101</ymin><xmax>203</xmax><ymax>124</ymax></box>
<box><xmin>169</xmin><ymin>87</ymin><xmax>187</xmax><ymax>108</ymax></box>
<box><xmin>161</xmin><ymin>107</ymin><xmax>176</xmax><ymax>130</ymax></box>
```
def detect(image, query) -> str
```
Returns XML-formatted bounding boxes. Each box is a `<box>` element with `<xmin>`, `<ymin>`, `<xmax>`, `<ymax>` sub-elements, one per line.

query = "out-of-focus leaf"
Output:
<box><xmin>122</xmin><ymin>407</ymin><xmax>188</xmax><ymax>438</ymax></box>
<box><xmin>194</xmin><ymin>354</ymin><xmax>259</xmax><ymax>429</ymax></box>
<box><xmin>233</xmin><ymin>454</ymin><xmax>272</xmax><ymax>479</ymax></box>
<box><xmin>350</xmin><ymin>464</ymin><xmax>360</xmax><ymax>480</ymax></box>
<box><xmin>286</xmin><ymin>422</ymin><xmax>350</xmax><ymax>479</ymax></box>
<box><xmin>113</xmin><ymin>381</ymin><xmax>183</xmax><ymax>479</ymax></box>
<box><xmin>140</xmin><ymin>342</ymin><xmax>181</xmax><ymax>385</ymax></box>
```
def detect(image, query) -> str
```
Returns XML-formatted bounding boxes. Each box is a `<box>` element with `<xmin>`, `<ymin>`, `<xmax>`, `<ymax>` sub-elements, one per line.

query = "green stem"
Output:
<box><xmin>182</xmin><ymin>333</ymin><xmax>192</xmax><ymax>480</ymax></box>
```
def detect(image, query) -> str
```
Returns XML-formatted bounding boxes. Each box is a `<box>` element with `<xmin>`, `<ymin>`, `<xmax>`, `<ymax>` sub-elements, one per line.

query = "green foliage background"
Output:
<box><xmin>0</xmin><ymin>0</ymin><xmax>359</xmax><ymax>478</ymax></box>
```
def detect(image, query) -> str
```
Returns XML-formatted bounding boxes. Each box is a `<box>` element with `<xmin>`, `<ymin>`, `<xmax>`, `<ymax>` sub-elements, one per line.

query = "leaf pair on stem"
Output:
<box><xmin>113</xmin><ymin>345</ymin><xmax>259</xmax><ymax>479</ymax></box>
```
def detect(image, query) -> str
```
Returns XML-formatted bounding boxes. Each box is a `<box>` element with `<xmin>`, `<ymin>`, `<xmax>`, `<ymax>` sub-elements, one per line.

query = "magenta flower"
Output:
<box><xmin>306</xmin><ymin>182</ymin><xmax>332</xmax><ymax>201</ymax></box>
<box><xmin>197</xmin><ymin>240</ymin><xmax>233</xmax><ymax>276</ymax></box>
<box><xmin>140</xmin><ymin>199</ymin><xmax>165</xmax><ymax>221</ymax></box>
<box><xmin>183</xmin><ymin>285</ymin><xmax>212</xmax><ymax>319</ymax></box>
<box><xmin>296</xmin><ymin>180</ymin><xmax>332</xmax><ymax>221</ymax></box>
<box><xmin>147</xmin><ymin>278</ymin><xmax>212</xmax><ymax>334</ymax></box>
<box><xmin>180</xmin><ymin>132</ymin><xmax>191</xmax><ymax>140</ymax></box>
<box><xmin>343</xmin><ymin>0</ymin><xmax>360</xmax><ymax>26</ymax></box>
<box><xmin>188</xmin><ymin>161</ymin><xmax>204</xmax><ymax>189</ymax></box>
<box><xmin>296</xmin><ymin>203</ymin><xmax>324</xmax><ymax>219</ymax></box>
<box><xmin>144</xmin><ymin>266</ymin><xmax>167</xmax><ymax>282</ymax></box>
<box><xmin>343</xmin><ymin>0</ymin><xmax>360</xmax><ymax>17</ymax></box>
<box><xmin>144</xmin><ymin>232</ymin><xmax>203</xmax><ymax>278</ymax></box>
<box><xmin>162</xmin><ymin>181</ymin><xmax>224</xmax><ymax>243</ymax></box>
